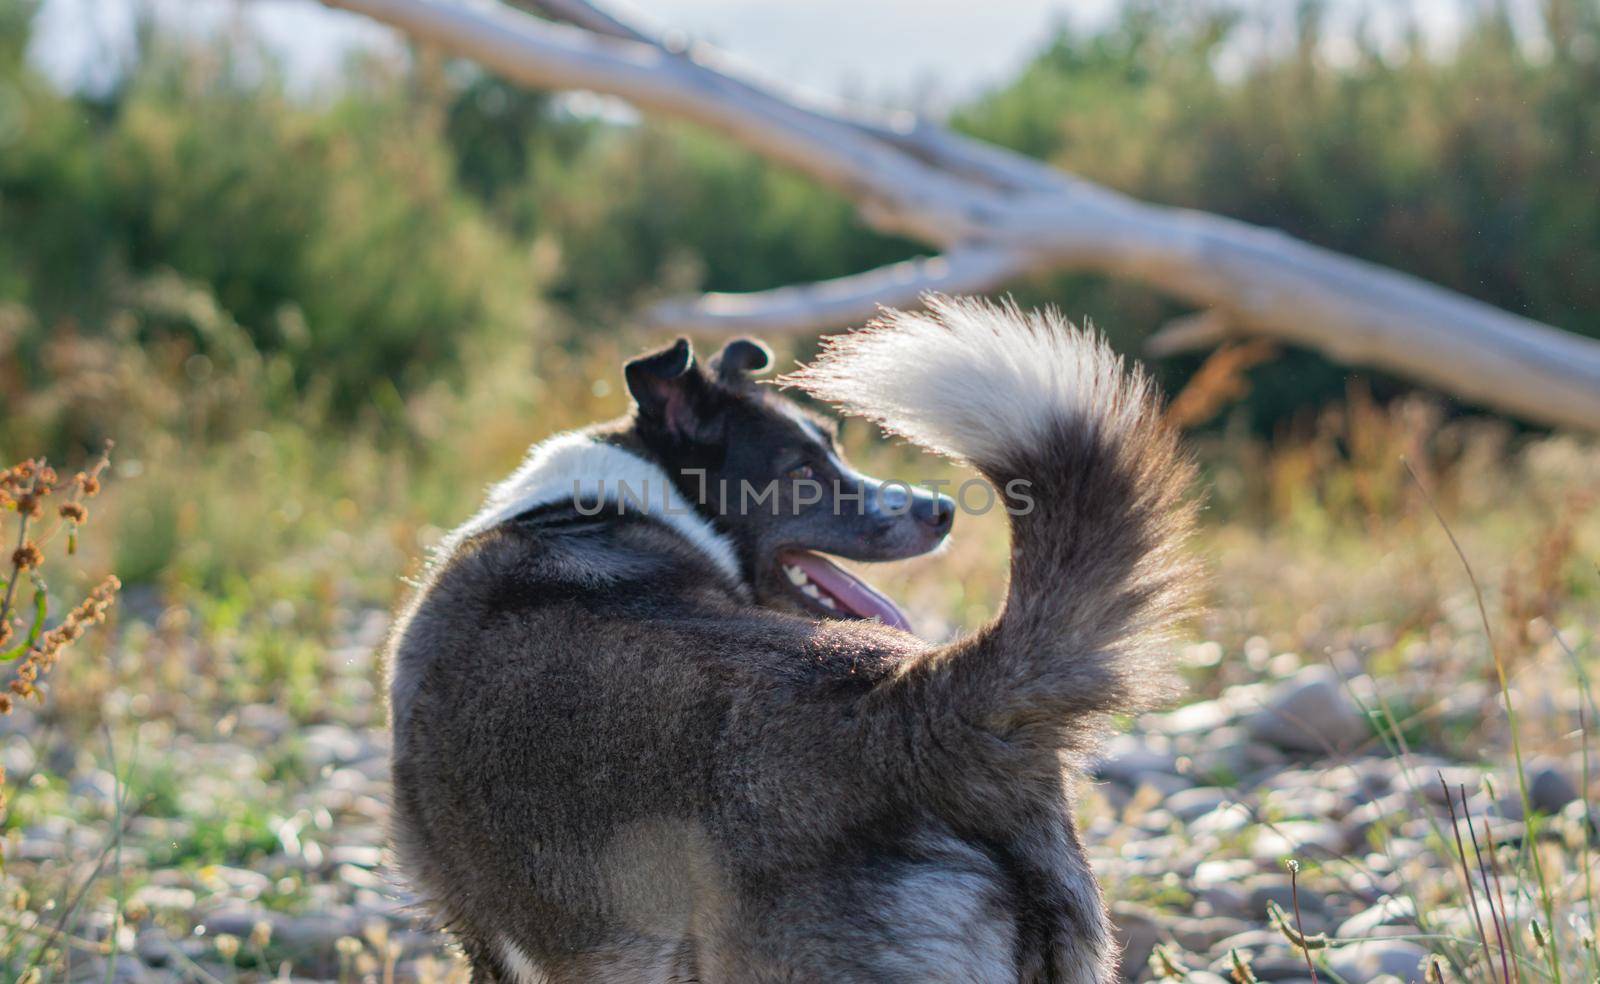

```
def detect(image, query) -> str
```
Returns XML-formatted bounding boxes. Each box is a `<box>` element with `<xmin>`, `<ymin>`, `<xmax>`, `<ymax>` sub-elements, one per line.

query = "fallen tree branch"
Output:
<box><xmin>1147</xmin><ymin>310</ymin><xmax>1234</xmax><ymax>358</ymax></box>
<box><xmin>645</xmin><ymin>248</ymin><xmax>1033</xmax><ymax>335</ymax></box>
<box><xmin>321</xmin><ymin>0</ymin><xmax>1600</xmax><ymax>431</ymax></box>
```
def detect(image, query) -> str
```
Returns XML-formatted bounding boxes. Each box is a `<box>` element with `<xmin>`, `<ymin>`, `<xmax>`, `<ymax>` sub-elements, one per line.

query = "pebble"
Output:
<box><xmin>1242</xmin><ymin>873</ymin><xmax>1329</xmax><ymax>920</ymax></box>
<box><xmin>1192</xmin><ymin>803</ymin><xmax>1255</xmax><ymax>836</ymax></box>
<box><xmin>1110</xmin><ymin>903</ymin><xmax>1166</xmax><ymax>978</ymax></box>
<box><xmin>1169</xmin><ymin>915</ymin><xmax>1253</xmax><ymax>952</ymax></box>
<box><xmin>302</xmin><ymin>725</ymin><xmax>384</xmax><ymax>770</ymax></box>
<box><xmin>131</xmin><ymin>885</ymin><xmax>198</xmax><ymax>913</ymax></box>
<box><xmin>1329</xmin><ymin>939</ymin><xmax>1430</xmax><ymax>983</ymax></box>
<box><xmin>1337</xmin><ymin>896</ymin><xmax>1416</xmax><ymax>938</ymax></box>
<box><xmin>1209</xmin><ymin>927</ymin><xmax>1285</xmax><ymax>955</ymax></box>
<box><xmin>1154</xmin><ymin>699</ymin><xmax>1234</xmax><ymax>735</ymax></box>
<box><xmin>1259</xmin><ymin>786</ymin><xmax>1347</xmax><ymax>821</ymax></box>
<box><xmin>1166</xmin><ymin>786</ymin><xmax>1234</xmax><ymax>822</ymax></box>
<box><xmin>1244</xmin><ymin>667</ymin><xmax>1370</xmax><ymax>753</ymax></box>
<box><xmin>135</xmin><ymin>929</ymin><xmax>206</xmax><ymax>968</ymax></box>
<box><xmin>1195</xmin><ymin>884</ymin><xmax>1252</xmax><ymax>917</ymax></box>
<box><xmin>1527</xmin><ymin>759</ymin><xmax>1579</xmax><ymax>813</ymax></box>
<box><xmin>1187</xmin><ymin>725</ymin><xmax>1286</xmax><ymax>783</ymax></box>
<box><xmin>1194</xmin><ymin>858</ymin><xmax>1258</xmax><ymax>888</ymax></box>
<box><xmin>69</xmin><ymin>955</ymin><xmax>153</xmax><ymax>983</ymax></box>
<box><xmin>1346</xmin><ymin>791</ymin><xmax>1413</xmax><ymax>840</ymax></box>
<box><xmin>236</xmin><ymin>702</ymin><xmax>294</xmax><ymax>740</ymax></box>
<box><xmin>1252</xmin><ymin>820</ymin><xmax>1349</xmax><ymax>861</ymax></box>
<box><xmin>1094</xmin><ymin>734</ymin><xmax>1178</xmax><ymax>784</ymax></box>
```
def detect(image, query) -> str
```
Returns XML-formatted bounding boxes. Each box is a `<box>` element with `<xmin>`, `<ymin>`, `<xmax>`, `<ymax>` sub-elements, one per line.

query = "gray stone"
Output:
<box><xmin>1210</xmin><ymin>928</ymin><xmax>1286</xmax><ymax>954</ymax></box>
<box><xmin>1134</xmin><ymin>771</ymin><xmax>1195</xmax><ymax>797</ymax></box>
<box><xmin>12</xmin><ymin>836</ymin><xmax>64</xmax><ymax>861</ymax></box>
<box><xmin>1195</xmin><ymin>884</ymin><xmax>1251</xmax><ymax>918</ymax></box>
<box><xmin>1093</xmin><ymin>734</ymin><xmax>1177</xmax><ymax>784</ymax></box>
<box><xmin>69</xmin><ymin>769</ymin><xmax>119</xmax><ymax>805</ymax></box>
<box><xmin>235</xmin><ymin>702</ymin><xmax>293</xmax><ymax>740</ymax></box>
<box><xmin>1329</xmin><ymin>939</ymin><xmax>1430</xmax><ymax>983</ymax></box>
<box><xmin>1192</xmin><ymin>803</ymin><xmax>1254</xmax><ymax>837</ymax></box>
<box><xmin>1527</xmin><ymin>759</ymin><xmax>1579</xmax><ymax>814</ymax></box>
<box><xmin>1244</xmin><ymin>667</ymin><xmax>1369</xmax><ymax>754</ymax></box>
<box><xmin>1242</xmin><ymin>873</ymin><xmax>1329</xmax><ymax>922</ymax></box>
<box><xmin>1166</xmin><ymin>786</ymin><xmax>1233</xmax><ymax>822</ymax></box>
<box><xmin>1206</xmin><ymin>937</ymin><xmax>1306</xmax><ymax>980</ymax></box>
<box><xmin>135</xmin><ymin>929</ymin><xmax>207</xmax><ymax>968</ymax></box>
<box><xmin>1562</xmin><ymin>797</ymin><xmax>1600</xmax><ymax>835</ymax></box>
<box><xmin>67</xmin><ymin>956</ymin><xmax>152</xmax><ymax>983</ymax></box>
<box><xmin>301</xmin><ymin>724</ymin><xmax>381</xmax><ymax>769</ymax></box>
<box><xmin>1249</xmin><ymin>961</ymin><xmax>1322</xmax><ymax>982</ymax></box>
<box><xmin>1418</xmin><ymin>766</ymin><xmax>1484</xmax><ymax>804</ymax></box>
<box><xmin>1110</xmin><ymin>903</ymin><xmax>1166</xmax><ymax>980</ymax></box>
<box><xmin>1155</xmin><ymin>699</ymin><xmax>1233</xmax><ymax>735</ymax></box>
<box><xmin>1253</xmin><ymin>820</ymin><xmax>1349</xmax><ymax>861</ymax></box>
<box><xmin>1260</xmin><ymin>786</ymin><xmax>1347</xmax><ymax>821</ymax></box>
<box><xmin>1337</xmin><ymin>896</ymin><xmax>1417</xmax><ymax>938</ymax></box>
<box><xmin>1188</xmin><ymin>725</ymin><xmax>1286</xmax><ymax>783</ymax></box>
<box><xmin>1194</xmin><ymin>858</ymin><xmax>1258</xmax><ymax>889</ymax></box>
<box><xmin>131</xmin><ymin>885</ymin><xmax>197</xmax><ymax>913</ymax></box>
<box><xmin>1346</xmin><ymin>791</ymin><xmax>1413</xmax><ymax>841</ymax></box>
<box><xmin>329</xmin><ymin>844</ymin><xmax>385</xmax><ymax>867</ymax></box>
<box><xmin>1170</xmin><ymin>915</ymin><xmax>1253</xmax><ymax>953</ymax></box>
<box><xmin>1490</xmin><ymin>791</ymin><xmax>1526</xmax><ymax>821</ymax></box>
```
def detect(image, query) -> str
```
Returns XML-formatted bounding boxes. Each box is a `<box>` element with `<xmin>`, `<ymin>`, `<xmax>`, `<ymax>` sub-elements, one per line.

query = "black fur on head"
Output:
<box><xmin>624</xmin><ymin>337</ymin><xmax>709</xmax><ymax>442</ymax></box>
<box><xmin>709</xmin><ymin>338</ymin><xmax>773</xmax><ymax>383</ymax></box>
<box><xmin>617</xmin><ymin>335</ymin><xmax>954</xmax><ymax>621</ymax></box>
<box><xmin>623</xmin><ymin>338</ymin><xmax>778</xmax><ymax>443</ymax></box>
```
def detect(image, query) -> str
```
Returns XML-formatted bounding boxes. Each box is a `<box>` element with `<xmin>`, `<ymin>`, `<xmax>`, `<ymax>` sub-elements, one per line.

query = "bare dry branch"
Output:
<box><xmin>645</xmin><ymin>248</ymin><xmax>1032</xmax><ymax>335</ymax></box>
<box><xmin>322</xmin><ymin>0</ymin><xmax>1600</xmax><ymax>431</ymax></box>
<box><xmin>1146</xmin><ymin>310</ymin><xmax>1234</xmax><ymax>358</ymax></box>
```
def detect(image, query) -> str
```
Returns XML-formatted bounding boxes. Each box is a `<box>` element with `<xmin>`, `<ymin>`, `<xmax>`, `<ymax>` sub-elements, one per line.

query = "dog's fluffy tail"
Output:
<box><xmin>789</xmin><ymin>295</ymin><xmax>1199</xmax><ymax>756</ymax></box>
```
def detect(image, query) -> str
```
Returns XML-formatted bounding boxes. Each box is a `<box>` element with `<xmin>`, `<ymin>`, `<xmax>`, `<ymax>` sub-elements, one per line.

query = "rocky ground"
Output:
<box><xmin>1092</xmin><ymin>659</ymin><xmax>1592</xmax><ymax>983</ymax></box>
<box><xmin>4</xmin><ymin>612</ymin><xmax>1594</xmax><ymax>983</ymax></box>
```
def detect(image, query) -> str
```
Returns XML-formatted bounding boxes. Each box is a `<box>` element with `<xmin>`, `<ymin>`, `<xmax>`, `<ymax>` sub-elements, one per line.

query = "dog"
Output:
<box><xmin>386</xmin><ymin>296</ymin><xmax>1199</xmax><ymax>983</ymax></box>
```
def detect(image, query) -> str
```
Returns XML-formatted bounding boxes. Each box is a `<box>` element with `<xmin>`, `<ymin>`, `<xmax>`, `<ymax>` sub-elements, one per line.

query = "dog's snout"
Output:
<box><xmin>913</xmin><ymin>492</ymin><xmax>955</xmax><ymax>536</ymax></box>
<box><xmin>879</xmin><ymin>483</ymin><xmax>911</xmax><ymax>512</ymax></box>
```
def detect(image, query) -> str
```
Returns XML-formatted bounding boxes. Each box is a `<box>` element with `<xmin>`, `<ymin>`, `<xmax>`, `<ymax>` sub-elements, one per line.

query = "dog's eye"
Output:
<box><xmin>786</xmin><ymin>464</ymin><xmax>815</xmax><ymax>481</ymax></box>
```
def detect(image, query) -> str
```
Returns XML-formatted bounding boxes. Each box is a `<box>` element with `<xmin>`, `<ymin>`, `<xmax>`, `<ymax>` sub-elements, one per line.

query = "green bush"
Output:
<box><xmin>0</xmin><ymin>4</ymin><xmax>535</xmax><ymax>414</ymax></box>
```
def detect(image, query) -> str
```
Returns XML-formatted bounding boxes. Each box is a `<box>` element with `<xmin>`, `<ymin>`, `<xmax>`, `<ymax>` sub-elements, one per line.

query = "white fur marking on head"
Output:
<box><xmin>443</xmin><ymin>432</ymin><xmax>743</xmax><ymax>588</ymax></box>
<box><xmin>787</xmin><ymin>294</ymin><xmax>1150</xmax><ymax>470</ymax></box>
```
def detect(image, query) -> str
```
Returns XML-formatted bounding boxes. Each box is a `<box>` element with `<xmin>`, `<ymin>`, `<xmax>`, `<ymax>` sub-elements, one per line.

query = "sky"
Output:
<box><xmin>31</xmin><ymin>0</ymin><xmax>1486</xmax><ymax>108</ymax></box>
<box><xmin>31</xmin><ymin>0</ymin><xmax>1112</xmax><ymax>105</ymax></box>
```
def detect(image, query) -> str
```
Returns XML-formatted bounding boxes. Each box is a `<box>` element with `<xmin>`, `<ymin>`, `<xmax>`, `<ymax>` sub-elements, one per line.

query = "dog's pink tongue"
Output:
<box><xmin>784</xmin><ymin>551</ymin><xmax>912</xmax><ymax>632</ymax></box>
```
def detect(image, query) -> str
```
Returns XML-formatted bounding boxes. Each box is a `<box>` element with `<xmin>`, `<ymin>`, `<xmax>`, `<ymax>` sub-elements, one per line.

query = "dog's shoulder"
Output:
<box><xmin>386</xmin><ymin>504</ymin><xmax>744</xmax><ymax>717</ymax></box>
<box><xmin>432</xmin><ymin>502</ymin><xmax>738</xmax><ymax>615</ymax></box>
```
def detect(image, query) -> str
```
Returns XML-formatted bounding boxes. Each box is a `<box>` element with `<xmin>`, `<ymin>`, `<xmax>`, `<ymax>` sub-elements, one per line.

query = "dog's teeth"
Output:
<box><xmin>818</xmin><ymin>595</ymin><xmax>838</xmax><ymax>610</ymax></box>
<box><xmin>784</xmin><ymin>565</ymin><xmax>808</xmax><ymax>586</ymax></box>
<box><xmin>800</xmin><ymin>583</ymin><xmax>822</xmax><ymax>599</ymax></box>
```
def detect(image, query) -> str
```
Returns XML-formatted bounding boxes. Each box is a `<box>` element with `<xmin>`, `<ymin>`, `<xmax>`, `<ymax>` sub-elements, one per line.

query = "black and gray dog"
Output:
<box><xmin>386</xmin><ymin>296</ymin><xmax>1199</xmax><ymax>983</ymax></box>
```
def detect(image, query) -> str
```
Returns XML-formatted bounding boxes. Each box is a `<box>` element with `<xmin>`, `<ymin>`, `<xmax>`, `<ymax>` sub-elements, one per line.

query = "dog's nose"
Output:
<box><xmin>915</xmin><ymin>493</ymin><xmax>955</xmax><ymax>535</ymax></box>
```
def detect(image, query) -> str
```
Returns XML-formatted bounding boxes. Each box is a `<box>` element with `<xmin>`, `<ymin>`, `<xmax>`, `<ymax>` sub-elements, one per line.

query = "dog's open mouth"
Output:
<box><xmin>776</xmin><ymin>549</ymin><xmax>911</xmax><ymax>632</ymax></box>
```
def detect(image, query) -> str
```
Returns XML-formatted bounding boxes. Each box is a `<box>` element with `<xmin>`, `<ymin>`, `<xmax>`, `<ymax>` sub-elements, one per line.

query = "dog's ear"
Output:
<box><xmin>625</xmin><ymin>338</ymin><xmax>709</xmax><ymax>438</ymax></box>
<box><xmin>710</xmin><ymin>338</ymin><xmax>773</xmax><ymax>383</ymax></box>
